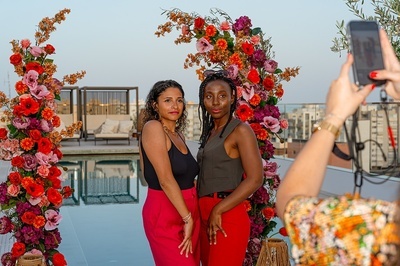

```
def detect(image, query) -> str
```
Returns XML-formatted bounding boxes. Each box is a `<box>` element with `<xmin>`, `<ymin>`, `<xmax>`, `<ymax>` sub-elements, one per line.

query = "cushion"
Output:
<box><xmin>101</xmin><ymin>123</ymin><xmax>116</xmax><ymax>134</ymax></box>
<box><xmin>103</xmin><ymin>118</ymin><xmax>119</xmax><ymax>133</ymax></box>
<box><xmin>118</xmin><ymin>120</ymin><xmax>133</xmax><ymax>134</ymax></box>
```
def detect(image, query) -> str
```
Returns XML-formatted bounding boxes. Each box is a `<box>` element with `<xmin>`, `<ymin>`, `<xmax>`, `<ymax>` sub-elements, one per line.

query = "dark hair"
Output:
<box><xmin>198</xmin><ymin>72</ymin><xmax>237</xmax><ymax>147</ymax></box>
<box><xmin>143</xmin><ymin>80</ymin><xmax>187</xmax><ymax>132</ymax></box>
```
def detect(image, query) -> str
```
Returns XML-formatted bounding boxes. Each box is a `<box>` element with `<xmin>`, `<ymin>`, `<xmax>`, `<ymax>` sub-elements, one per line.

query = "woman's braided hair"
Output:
<box><xmin>143</xmin><ymin>80</ymin><xmax>187</xmax><ymax>132</ymax></box>
<box><xmin>198</xmin><ymin>72</ymin><xmax>237</xmax><ymax>148</ymax></box>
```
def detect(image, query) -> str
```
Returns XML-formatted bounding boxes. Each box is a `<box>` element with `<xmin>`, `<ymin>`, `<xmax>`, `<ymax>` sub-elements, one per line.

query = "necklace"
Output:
<box><xmin>163</xmin><ymin>125</ymin><xmax>177</xmax><ymax>136</ymax></box>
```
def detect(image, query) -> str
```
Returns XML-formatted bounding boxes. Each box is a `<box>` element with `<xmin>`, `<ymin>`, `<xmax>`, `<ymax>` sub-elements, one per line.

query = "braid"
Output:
<box><xmin>198</xmin><ymin>72</ymin><xmax>238</xmax><ymax>147</ymax></box>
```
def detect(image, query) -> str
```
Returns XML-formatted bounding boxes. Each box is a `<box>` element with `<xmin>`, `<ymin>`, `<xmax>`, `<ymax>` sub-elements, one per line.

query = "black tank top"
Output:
<box><xmin>141</xmin><ymin>135</ymin><xmax>199</xmax><ymax>190</ymax></box>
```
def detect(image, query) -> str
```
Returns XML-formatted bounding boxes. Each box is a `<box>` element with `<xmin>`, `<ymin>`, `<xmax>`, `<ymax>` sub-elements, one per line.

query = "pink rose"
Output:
<box><xmin>251</xmin><ymin>35</ymin><xmax>260</xmax><ymax>45</ymax></box>
<box><xmin>44</xmin><ymin>209</ymin><xmax>62</xmax><ymax>230</ymax></box>
<box><xmin>279</xmin><ymin>119</ymin><xmax>288</xmax><ymax>129</ymax></box>
<box><xmin>7</xmin><ymin>184</ymin><xmax>20</xmax><ymax>197</ymax></box>
<box><xmin>37</xmin><ymin>165</ymin><xmax>49</xmax><ymax>177</ymax></box>
<box><xmin>20</xmin><ymin>39</ymin><xmax>31</xmax><ymax>49</ymax></box>
<box><xmin>23</xmin><ymin>70</ymin><xmax>39</xmax><ymax>90</ymax></box>
<box><xmin>262</xmin><ymin>116</ymin><xmax>280</xmax><ymax>133</ymax></box>
<box><xmin>29</xmin><ymin>46</ymin><xmax>43</xmax><ymax>57</ymax></box>
<box><xmin>181</xmin><ymin>25</ymin><xmax>190</xmax><ymax>36</ymax></box>
<box><xmin>264</xmin><ymin>59</ymin><xmax>278</xmax><ymax>73</ymax></box>
<box><xmin>196</xmin><ymin>37</ymin><xmax>214</xmax><ymax>53</ymax></box>
<box><xmin>220</xmin><ymin>21</ymin><xmax>231</xmax><ymax>31</ymax></box>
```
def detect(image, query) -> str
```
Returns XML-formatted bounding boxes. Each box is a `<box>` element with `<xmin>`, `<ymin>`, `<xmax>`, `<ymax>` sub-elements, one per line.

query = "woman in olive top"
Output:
<box><xmin>197</xmin><ymin>71</ymin><xmax>263</xmax><ymax>266</ymax></box>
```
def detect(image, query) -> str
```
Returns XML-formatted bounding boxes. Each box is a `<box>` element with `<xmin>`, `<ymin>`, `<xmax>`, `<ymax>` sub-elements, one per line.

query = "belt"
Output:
<box><xmin>204</xmin><ymin>191</ymin><xmax>232</xmax><ymax>199</ymax></box>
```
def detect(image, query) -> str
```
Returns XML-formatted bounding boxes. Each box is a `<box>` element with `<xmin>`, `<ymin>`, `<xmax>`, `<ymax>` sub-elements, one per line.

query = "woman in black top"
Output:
<box><xmin>139</xmin><ymin>80</ymin><xmax>200</xmax><ymax>265</ymax></box>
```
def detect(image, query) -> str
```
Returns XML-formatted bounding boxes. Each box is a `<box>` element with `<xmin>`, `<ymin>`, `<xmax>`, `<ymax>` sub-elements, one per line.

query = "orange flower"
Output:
<box><xmin>41</xmin><ymin>107</ymin><xmax>53</xmax><ymax>120</ymax></box>
<box><xmin>205</xmin><ymin>25</ymin><xmax>217</xmax><ymax>37</ymax></box>
<box><xmin>20</xmin><ymin>138</ymin><xmax>35</xmax><ymax>151</ymax></box>
<box><xmin>249</xmin><ymin>94</ymin><xmax>261</xmax><ymax>106</ymax></box>
<box><xmin>33</xmin><ymin>216</ymin><xmax>46</xmax><ymax>229</ymax></box>
<box><xmin>256</xmin><ymin>128</ymin><xmax>269</xmax><ymax>140</ymax></box>
<box><xmin>229</xmin><ymin>53</ymin><xmax>243</xmax><ymax>69</ymax></box>
<box><xmin>244</xmin><ymin>200</ymin><xmax>252</xmax><ymax>211</ymax></box>
<box><xmin>29</xmin><ymin>129</ymin><xmax>42</xmax><ymax>141</ymax></box>
<box><xmin>21</xmin><ymin>177</ymin><xmax>34</xmax><ymax>189</ymax></box>
<box><xmin>216</xmin><ymin>38</ymin><xmax>228</xmax><ymax>50</ymax></box>
<box><xmin>276</xmin><ymin>85</ymin><xmax>284</xmax><ymax>98</ymax></box>
<box><xmin>263</xmin><ymin>77</ymin><xmax>275</xmax><ymax>91</ymax></box>
<box><xmin>15</xmin><ymin>80</ymin><xmax>28</xmax><ymax>94</ymax></box>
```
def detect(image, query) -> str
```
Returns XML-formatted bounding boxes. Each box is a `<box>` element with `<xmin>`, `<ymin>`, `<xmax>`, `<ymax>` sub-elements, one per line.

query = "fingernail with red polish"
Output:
<box><xmin>369</xmin><ymin>71</ymin><xmax>378</xmax><ymax>79</ymax></box>
<box><xmin>371</xmin><ymin>84</ymin><xmax>376</xmax><ymax>90</ymax></box>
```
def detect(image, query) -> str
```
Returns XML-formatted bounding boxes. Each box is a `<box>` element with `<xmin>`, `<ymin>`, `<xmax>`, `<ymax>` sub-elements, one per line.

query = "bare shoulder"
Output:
<box><xmin>142</xmin><ymin>120</ymin><xmax>164</xmax><ymax>141</ymax></box>
<box><xmin>234</xmin><ymin>120</ymin><xmax>255</xmax><ymax>136</ymax></box>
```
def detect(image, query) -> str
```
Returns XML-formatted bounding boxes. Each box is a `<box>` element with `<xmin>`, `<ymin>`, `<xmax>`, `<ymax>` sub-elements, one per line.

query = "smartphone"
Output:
<box><xmin>347</xmin><ymin>20</ymin><xmax>386</xmax><ymax>87</ymax></box>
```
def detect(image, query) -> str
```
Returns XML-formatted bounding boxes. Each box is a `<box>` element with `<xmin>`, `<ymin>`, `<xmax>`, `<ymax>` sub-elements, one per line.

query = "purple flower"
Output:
<box><xmin>259</xmin><ymin>140</ymin><xmax>275</xmax><ymax>160</ymax></box>
<box><xmin>22</xmin><ymin>154</ymin><xmax>37</xmax><ymax>171</ymax></box>
<box><xmin>28</xmin><ymin>117</ymin><xmax>40</xmax><ymax>129</ymax></box>
<box><xmin>0</xmin><ymin>216</ymin><xmax>13</xmax><ymax>234</ymax></box>
<box><xmin>44</xmin><ymin>229</ymin><xmax>62</xmax><ymax>249</ymax></box>
<box><xmin>1</xmin><ymin>252</ymin><xmax>16</xmax><ymax>266</ymax></box>
<box><xmin>264</xmin><ymin>59</ymin><xmax>278</xmax><ymax>73</ymax></box>
<box><xmin>16</xmin><ymin>202</ymin><xmax>41</xmax><ymax>216</ymax></box>
<box><xmin>226</xmin><ymin>64</ymin><xmax>239</xmax><ymax>79</ymax></box>
<box><xmin>0</xmin><ymin>182</ymin><xmax>10</xmax><ymax>205</ymax></box>
<box><xmin>247</xmin><ymin>238</ymin><xmax>262</xmax><ymax>256</ymax></box>
<box><xmin>232</xmin><ymin>16</ymin><xmax>252</xmax><ymax>35</ymax></box>
<box><xmin>15</xmin><ymin>225</ymin><xmax>43</xmax><ymax>245</ymax></box>
<box><xmin>40</xmin><ymin>119</ymin><xmax>52</xmax><ymax>132</ymax></box>
<box><xmin>249</xmin><ymin>49</ymin><xmax>266</xmax><ymax>68</ymax></box>
<box><xmin>196</xmin><ymin>37</ymin><xmax>214</xmax><ymax>53</ymax></box>
<box><xmin>251</xmin><ymin>186</ymin><xmax>269</xmax><ymax>204</ymax></box>
<box><xmin>242</xmin><ymin>253</ymin><xmax>254</xmax><ymax>266</ymax></box>
<box><xmin>249</xmin><ymin>214</ymin><xmax>265</xmax><ymax>238</ymax></box>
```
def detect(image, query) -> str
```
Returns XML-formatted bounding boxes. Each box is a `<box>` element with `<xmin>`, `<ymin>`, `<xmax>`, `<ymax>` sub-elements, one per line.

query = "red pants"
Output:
<box><xmin>143</xmin><ymin>187</ymin><xmax>200</xmax><ymax>266</ymax></box>
<box><xmin>199</xmin><ymin>195</ymin><xmax>250</xmax><ymax>266</ymax></box>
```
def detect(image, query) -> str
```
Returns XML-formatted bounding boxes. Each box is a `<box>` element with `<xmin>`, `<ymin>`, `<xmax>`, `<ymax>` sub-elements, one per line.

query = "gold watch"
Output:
<box><xmin>312</xmin><ymin>120</ymin><xmax>340</xmax><ymax>139</ymax></box>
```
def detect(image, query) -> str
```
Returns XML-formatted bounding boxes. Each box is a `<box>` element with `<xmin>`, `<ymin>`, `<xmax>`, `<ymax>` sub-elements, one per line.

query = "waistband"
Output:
<box><xmin>203</xmin><ymin>191</ymin><xmax>232</xmax><ymax>199</ymax></box>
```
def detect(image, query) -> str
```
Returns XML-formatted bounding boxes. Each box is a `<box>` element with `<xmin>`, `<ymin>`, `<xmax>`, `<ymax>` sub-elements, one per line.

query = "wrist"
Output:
<box><xmin>312</xmin><ymin>119</ymin><xmax>341</xmax><ymax>139</ymax></box>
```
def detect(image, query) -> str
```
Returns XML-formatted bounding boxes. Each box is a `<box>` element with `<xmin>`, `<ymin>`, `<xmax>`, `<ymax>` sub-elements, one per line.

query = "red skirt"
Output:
<box><xmin>143</xmin><ymin>187</ymin><xmax>200</xmax><ymax>266</ymax></box>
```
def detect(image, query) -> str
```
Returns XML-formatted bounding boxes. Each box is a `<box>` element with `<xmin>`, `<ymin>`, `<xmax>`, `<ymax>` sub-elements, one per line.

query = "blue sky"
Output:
<box><xmin>0</xmin><ymin>0</ymin><xmax>379</xmax><ymax>103</ymax></box>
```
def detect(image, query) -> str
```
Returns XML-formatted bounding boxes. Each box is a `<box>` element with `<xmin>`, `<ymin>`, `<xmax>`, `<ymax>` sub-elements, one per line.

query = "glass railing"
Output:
<box><xmin>274</xmin><ymin>102</ymin><xmax>400</xmax><ymax>177</ymax></box>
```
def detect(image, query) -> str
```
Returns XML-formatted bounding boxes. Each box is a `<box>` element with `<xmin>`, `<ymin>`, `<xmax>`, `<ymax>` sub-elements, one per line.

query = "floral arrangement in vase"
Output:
<box><xmin>156</xmin><ymin>8</ymin><xmax>299</xmax><ymax>265</ymax></box>
<box><xmin>0</xmin><ymin>9</ymin><xmax>86</xmax><ymax>266</ymax></box>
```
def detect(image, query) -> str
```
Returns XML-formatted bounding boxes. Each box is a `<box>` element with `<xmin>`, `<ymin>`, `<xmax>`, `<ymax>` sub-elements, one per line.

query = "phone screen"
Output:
<box><xmin>347</xmin><ymin>21</ymin><xmax>385</xmax><ymax>86</ymax></box>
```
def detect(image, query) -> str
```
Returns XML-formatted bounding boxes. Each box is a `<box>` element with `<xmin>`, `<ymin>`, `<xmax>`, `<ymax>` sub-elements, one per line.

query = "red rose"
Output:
<box><xmin>53</xmin><ymin>148</ymin><xmax>63</xmax><ymax>160</ymax></box>
<box><xmin>0</xmin><ymin>128</ymin><xmax>7</xmax><ymax>140</ymax></box>
<box><xmin>25</xmin><ymin>62</ymin><xmax>44</xmax><ymax>75</ymax></box>
<box><xmin>8</xmin><ymin>172</ymin><xmax>22</xmax><ymax>185</ymax></box>
<box><xmin>241</xmin><ymin>42</ymin><xmax>254</xmax><ymax>56</ymax></box>
<box><xmin>37</xmin><ymin>137</ymin><xmax>53</xmax><ymax>154</ymax></box>
<box><xmin>247</xmin><ymin>69</ymin><xmax>260</xmax><ymax>84</ymax></box>
<box><xmin>62</xmin><ymin>186</ymin><xmax>73</xmax><ymax>198</ymax></box>
<box><xmin>44</xmin><ymin>44</ymin><xmax>55</xmax><ymax>54</ymax></box>
<box><xmin>47</xmin><ymin>188</ymin><xmax>63</xmax><ymax>206</ymax></box>
<box><xmin>261</xmin><ymin>207</ymin><xmax>275</xmax><ymax>219</ymax></box>
<box><xmin>9</xmin><ymin>53</ymin><xmax>22</xmax><ymax>66</ymax></box>
<box><xmin>29</xmin><ymin>129</ymin><xmax>42</xmax><ymax>141</ymax></box>
<box><xmin>263</xmin><ymin>77</ymin><xmax>275</xmax><ymax>91</ymax></box>
<box><xmin>279</xmin><ymin>226</ymin><xmax>288</xmax><ymax>237</ymax></box>
<box><xmin>48</xmin><ymin>166</ymin><xmax>62</xmax><ymax>180</ymax></box>
<box><xmin>25</xmin><ymin>183</ymin><xmax>45</xmax><ymax>198</ymax></box>
<box><xmin>194</xmin><ymin>17</ymin><xmax>205</xmax><ymax>30</ymax></box>
<box><xmin>11</xmin><ymin>242</ymin><xmax>25</xmax><ymax>258</ymax></box>
<box><xmin>11</xmin><ymin>156</ymin><xmax>24</xmax><ymax>168</ymax></box>
<box><xmin>52</xmin><ymin>252</ymin><xmax>67</xmax><ymax>266</ymax></box>
<box><xmin>21</xmin><ymin>211</ymin><xmax>36</xmax><ymax>225</ymax></box>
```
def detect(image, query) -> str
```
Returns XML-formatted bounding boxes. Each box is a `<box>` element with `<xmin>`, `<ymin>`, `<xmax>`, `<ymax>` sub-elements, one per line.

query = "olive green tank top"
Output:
<box><xmin>197</xmin><ymin>118</ymin><xmax>244</xmax><ymax>197</ymax></box>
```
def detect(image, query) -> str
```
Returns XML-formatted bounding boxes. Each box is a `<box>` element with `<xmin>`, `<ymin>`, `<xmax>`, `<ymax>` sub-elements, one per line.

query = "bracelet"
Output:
<box><xmin>182</xmin><ymin>212</ymin><xmax>191</xmax><ymax>224</ymax></box>
<box><xmin>312</xmin><ymin>120</ymin><xmax>341</xmax><ymax>139</ymax></box>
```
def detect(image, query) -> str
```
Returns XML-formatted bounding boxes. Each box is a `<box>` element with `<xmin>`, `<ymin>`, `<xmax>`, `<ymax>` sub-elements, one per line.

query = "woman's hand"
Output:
<box><xmin>178</xmin><ymin>217</ymin><xmax>194</xmax><ymax>257</ymax></box>
<box><xmin>325</xmin><ymin>54</ymin><xmax>374</xmax><ymax>124</ymax></box>
<box><xmin>369</xmin><ymin>29</ymin><xmax>400</xmax><ymax>100</ymax></box>
<box><xmin>207</xmin><ymin>206</ymin><xmax>227</xmax><ymax>245</ymax></box>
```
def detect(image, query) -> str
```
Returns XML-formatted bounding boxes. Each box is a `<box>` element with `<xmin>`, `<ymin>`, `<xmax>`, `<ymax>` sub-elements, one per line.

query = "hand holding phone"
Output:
<box><xmin>347</xmin><ymin>20</ymin><xmax>386</xmax><ymax>87</ymax></box>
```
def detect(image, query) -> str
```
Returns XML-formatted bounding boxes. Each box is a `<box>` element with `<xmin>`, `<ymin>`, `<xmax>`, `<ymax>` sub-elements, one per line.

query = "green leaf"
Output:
<box><xmin>267</xmin><ymin>96</ymin><xmax>278</xmax><ymax>105</ymax></box>
<box><xmin>252</xmin><ymin>27</ymin><xmax>262</xmax><ymax>35</ymax></box>
<box><xmin>274</xmin><ymin>68</ymin><xmax>282</xmax><ymax>74</ymax></box>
